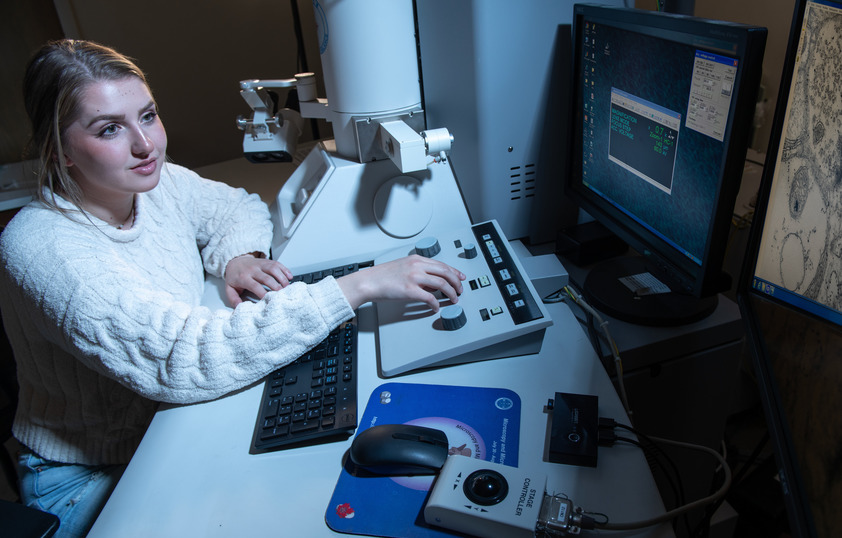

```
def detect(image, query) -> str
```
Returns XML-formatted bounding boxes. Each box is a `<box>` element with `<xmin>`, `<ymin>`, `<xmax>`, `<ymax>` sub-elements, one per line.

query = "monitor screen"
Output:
<box><xmin>566</xmin><ymin>5</ymin><xmax>766</xmax><ymax>325</ymax></box>
<box><xmin>740</xmin><ymin>0</ymin><xmax>842</xmax><ymax>535</ymax></box>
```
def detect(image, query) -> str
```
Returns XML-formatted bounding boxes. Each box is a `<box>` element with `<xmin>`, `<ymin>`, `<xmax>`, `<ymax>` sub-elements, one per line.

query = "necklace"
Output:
<box><xmin>115</xmin><ymin>200</ymin><xmax>136</xmax><ymax>230</ymax></box>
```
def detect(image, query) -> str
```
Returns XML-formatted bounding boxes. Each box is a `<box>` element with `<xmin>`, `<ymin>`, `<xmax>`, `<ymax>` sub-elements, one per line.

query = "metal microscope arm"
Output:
<box><xmin>236</xmin><ymin>74</ymin><xmax>325</xmax><ymax>163</ymax></box>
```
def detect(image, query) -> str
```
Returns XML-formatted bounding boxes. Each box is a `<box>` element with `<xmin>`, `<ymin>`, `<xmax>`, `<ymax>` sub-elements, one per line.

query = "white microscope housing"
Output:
<box><xmin>238</xmin><ymin>0</ymin><xmax>466</xmax><ymax>269</ymax></box>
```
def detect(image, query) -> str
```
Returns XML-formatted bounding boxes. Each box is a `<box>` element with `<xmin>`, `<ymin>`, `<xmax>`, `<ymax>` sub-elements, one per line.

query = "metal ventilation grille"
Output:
<box><xmin>509</xmin><ymin>164</ymin><xmax>537</xmax><ymax>200</ymax></box>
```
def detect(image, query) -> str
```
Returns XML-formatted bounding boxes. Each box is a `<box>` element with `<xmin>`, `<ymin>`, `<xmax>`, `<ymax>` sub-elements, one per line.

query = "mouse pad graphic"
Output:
<box><xmin>325</xmin><ymin>382</ymin><xmax>520</xmax><ymax>537</ymax></box>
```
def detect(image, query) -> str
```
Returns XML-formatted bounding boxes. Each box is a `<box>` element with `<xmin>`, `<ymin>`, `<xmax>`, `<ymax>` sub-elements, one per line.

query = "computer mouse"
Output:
<box><xmin>349</xmin><ymin>424</ymin><xmax>449</xmax><ymax>475</ymax></box>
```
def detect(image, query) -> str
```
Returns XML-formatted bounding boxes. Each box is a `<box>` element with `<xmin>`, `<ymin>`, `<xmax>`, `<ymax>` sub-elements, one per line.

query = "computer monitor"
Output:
<box><xmin>739</xmin><ymin>1</ymin><xmax>842</xmax><ymax>536</ymax></box>
<box><xmin>565</xmin><ymin>4</ymin><xmax>766</xmax><ymax>325</ymax></box>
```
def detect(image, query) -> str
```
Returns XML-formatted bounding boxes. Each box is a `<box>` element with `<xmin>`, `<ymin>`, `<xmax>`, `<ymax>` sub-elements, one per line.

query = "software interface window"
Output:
<box><xmin>580</xmin><ymin>19</ymin><xmax>742</xmax><ymax>267</ymax></box>
<box><xmin>608</xmin><ymin>88</ymin><xmax>681</xmax><ymax>194</ymax></box>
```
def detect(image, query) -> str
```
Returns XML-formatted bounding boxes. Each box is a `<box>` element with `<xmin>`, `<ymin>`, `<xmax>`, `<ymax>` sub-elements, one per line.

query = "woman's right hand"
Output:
<box><xmin>223</xmin><ymin>254</ymin><xmax>293</xmax><ymax>307</ymax></box>
<box><xmin>336</xmin><ymin>255</ymin><xmax>466</xmax><ymax>311</ymax></box>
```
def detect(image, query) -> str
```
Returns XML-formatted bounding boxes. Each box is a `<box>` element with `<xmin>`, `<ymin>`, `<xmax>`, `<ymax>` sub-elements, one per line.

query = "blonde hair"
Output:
<box><xmin>23</xmin><ymin>39</ymin><xmax>151</xmax><ymax>210</ymax></box>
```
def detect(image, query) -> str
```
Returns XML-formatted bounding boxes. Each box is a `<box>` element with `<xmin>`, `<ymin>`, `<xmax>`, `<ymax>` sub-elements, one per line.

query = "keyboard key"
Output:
<box><xmin>292</xmin><ymin>420</ymin><xmax>319</xmax><ymax>433</ymax></box>
<box><xmin>264</xmin><ymin>399</ymin><xmax>280</xmax><ymax>418</ymax></box>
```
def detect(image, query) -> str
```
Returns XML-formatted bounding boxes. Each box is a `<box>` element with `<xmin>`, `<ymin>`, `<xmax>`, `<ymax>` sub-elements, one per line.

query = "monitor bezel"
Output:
<box><xmin>566</xmin><ymin>4</ymin><xmax>767</xmax><ymax>299</ymax></box>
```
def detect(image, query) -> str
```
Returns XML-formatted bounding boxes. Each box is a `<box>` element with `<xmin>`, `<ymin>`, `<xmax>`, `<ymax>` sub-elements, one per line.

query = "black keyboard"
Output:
<box><xmin>249</xmin><ymin>261</ymin><xmax>372</xmax><ymax>454</ymax></box>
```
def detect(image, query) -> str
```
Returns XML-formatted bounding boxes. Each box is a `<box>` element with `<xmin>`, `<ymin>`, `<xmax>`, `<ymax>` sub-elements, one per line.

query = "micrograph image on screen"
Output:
<box><xmin>753</xmin><ymin>0</ymin><xmax>842</xmax><ymax>323</ymax></box>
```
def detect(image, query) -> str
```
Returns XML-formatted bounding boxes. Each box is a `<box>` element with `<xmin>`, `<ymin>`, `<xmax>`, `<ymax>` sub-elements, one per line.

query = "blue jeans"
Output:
<box><xmin>17</xmin><ymin>449</ymin><xmax>126</xmax><ymax>538</ymax></box>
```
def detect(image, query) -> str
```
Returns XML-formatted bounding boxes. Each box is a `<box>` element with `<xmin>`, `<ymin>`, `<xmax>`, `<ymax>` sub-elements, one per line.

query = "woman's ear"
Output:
<box><xmin>55</xmin><ymin>152</ymin><xmax>74</xmax><ymax>167</ymax></box>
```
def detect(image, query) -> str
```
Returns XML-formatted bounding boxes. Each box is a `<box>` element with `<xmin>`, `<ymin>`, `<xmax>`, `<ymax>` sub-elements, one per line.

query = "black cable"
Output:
<box><xmin>599</xmin><ymin>421</ymin><xmax>684</xmax><ymax>510</ymax></box>
<box><xmin>612</xmin><ymin>422</ymin><xmax>693</xmax><ymax>536</ymax></box>
<box><xmin>615</xmin><ymin>436</ymin><xmax>684</xmax><ymax>518</ymax></box>
<box><xmin>585</xmin><ymin>310</ymin><xmax>602</xmax><ymax>358</ymax></box>
<box><xmin>590</xmin><ymin>423</ymin><xmax>733</xmax><ymax>532</ymax></box>
<box><xmin>290</xmin><ymin>0</ymin><xmax>320</xmax><ymax>140</ymax></box>
<box><xmin>289</xmin><ymin>0</ymin><xmax>308</xmax><ymax>73</ymax></box>
<box><xmin>690</xmin><ymin>431</ymin><xmax>770</xmax><ymax>538</ymax></box>
<box><xmin>731</xmin><ymin>431</ymin><xmax>770</xmax><ymax>488</ymax></box>
<box><xmin>615</xmin><ymin>423</ymin><xmax>688</xmax><ymax>504</ymax></box>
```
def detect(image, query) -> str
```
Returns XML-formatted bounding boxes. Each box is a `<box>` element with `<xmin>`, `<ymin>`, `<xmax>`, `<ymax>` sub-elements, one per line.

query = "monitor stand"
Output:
<box><xmin>583</xmin><ymin>256</ymin><xmax>718</xmax><ymax>327</ymax></box>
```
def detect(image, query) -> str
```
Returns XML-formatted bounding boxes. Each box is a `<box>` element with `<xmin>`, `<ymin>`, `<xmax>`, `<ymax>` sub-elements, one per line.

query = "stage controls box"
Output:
<box><xmin>425</xmin><ymin>456</ymin><xmax>547</xmax><ymax>538</ymax></box>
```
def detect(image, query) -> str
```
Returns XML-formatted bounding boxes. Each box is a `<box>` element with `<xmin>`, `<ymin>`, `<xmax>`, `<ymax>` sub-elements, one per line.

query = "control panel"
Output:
<box><xmin>375</xmin><ymin>220</ymin><xmax>552</xmax><ymax>377</ymax></box>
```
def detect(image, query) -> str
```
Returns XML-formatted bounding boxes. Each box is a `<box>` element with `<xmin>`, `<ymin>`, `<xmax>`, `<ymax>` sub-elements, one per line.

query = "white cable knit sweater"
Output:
<box><xmin>0</xmin><ymin>163</ymin><xmax>354</xmax><ymax>465</ymax></box>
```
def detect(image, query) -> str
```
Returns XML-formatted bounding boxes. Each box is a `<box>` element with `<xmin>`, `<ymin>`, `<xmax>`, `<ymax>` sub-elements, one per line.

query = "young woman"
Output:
<box><xmin>0</xmin><ymin>39</ymin><xmax>464</xmax><ymax>537</ymax></box>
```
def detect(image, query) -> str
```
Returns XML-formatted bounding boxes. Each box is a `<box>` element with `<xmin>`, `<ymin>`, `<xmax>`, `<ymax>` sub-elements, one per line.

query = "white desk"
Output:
<box><xmin>89</xmin><ymin>279</ymin><xmax>672</xmax><ymax>537</ymax></box>
<box><xmin>88</xmin><ymin>155</ymin><xmax>673</xmax><ymax>537</ymax></box>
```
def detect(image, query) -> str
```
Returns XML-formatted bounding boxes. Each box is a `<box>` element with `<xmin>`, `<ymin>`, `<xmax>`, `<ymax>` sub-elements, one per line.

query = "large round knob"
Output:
<box><xmin>464</xmin><ymin>243</ymin><xmax>478</xmax><ymax>259</ymax></box>
<box><xmin>416</xmin><ymin>237</ymin><xmax>441</xmax><ymax>258</ymax></box>
<box><xmin>440</xmin><ymin>305</ymin><xmax>467</xmax><ymax>331</ymax></box>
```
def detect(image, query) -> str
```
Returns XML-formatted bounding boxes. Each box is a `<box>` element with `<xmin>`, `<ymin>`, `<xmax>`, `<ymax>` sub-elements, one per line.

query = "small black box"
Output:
<box><xmin>548</xmin><ymin>392</ymin><xmax>598</xmax><ymax>467</ymax></box>
<box><xmin>555</xmin><ymin>221</ymin><xmax>627</xmax><ymax>266</ymax></box>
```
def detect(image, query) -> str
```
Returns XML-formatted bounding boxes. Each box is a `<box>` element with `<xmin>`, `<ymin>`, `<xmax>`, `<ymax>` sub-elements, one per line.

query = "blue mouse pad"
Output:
<box><xmin>325</xmin><ymin>382</ymin><xmax>521</xmax><ymax>537</ymax></box>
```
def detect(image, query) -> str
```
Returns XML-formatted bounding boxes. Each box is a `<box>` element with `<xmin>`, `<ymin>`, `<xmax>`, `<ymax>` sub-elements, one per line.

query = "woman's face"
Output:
<box><xmin>63</xmin><ymin>76</ymin><xmax>167</xmax><ymax>204</ymax></box>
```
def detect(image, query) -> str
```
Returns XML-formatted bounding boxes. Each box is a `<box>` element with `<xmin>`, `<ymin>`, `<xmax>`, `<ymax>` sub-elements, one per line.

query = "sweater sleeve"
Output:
<box><xmin>67</xmin><ymin>275</ymin><xmax>352</xmax><ymax>405</ymax></box>
<box><xmin>0</xmin><ymin>183</ymin><xmax>354</xmax><ymax>407</ymax></box>
<box><xmin>162</xmin><ymin>164</ymin><xmax>275</xmax><ymax>278</ymax></box>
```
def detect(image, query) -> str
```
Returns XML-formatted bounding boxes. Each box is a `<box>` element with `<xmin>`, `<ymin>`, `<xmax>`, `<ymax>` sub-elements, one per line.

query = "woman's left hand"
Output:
<box><xmin>224</xmin><ymin>254</ymin><xmax>293</xmax><ymax>307</ymax></box>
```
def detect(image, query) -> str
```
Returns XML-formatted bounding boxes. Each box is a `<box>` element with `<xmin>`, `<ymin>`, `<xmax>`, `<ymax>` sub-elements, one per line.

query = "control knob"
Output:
<box><xmin>440</xmin><ymin>305</ymin><xmax>467</xmax><ymax>331</ymax></box>
<box><xmin>416</xmin><ymin>237</ymin><xmax>441</xmax><ymax>258</ymax></box>
<box><xmin>464</xmin><ymin>243</ymin><xmax>478</xmax><ymax>259</ymax></box>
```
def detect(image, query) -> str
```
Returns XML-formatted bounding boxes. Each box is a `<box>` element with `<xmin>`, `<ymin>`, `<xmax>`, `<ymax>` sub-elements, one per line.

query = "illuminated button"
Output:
<box><xmin>485</xmin><ymin>241</ymin><xmax>500</xmax><ymax>258</ymax></box>
<box><xmin>506</xmin><ymin>283</ymin><xmax>518</xmax><ymax>296</ymax></box>
<box><xmin>490</xmin><ymin>306</ymin><xmax>504</xmax><ymax>316</ymax></box>
<box><xmin>478</xmin><ymin>275</ymin><xmax>491</xmax><ymax>288</ymax></box>
<box><xmin>440</xmin><ymin>305</ymin><xmax>467</xmax><ymax>331</ymax></box>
